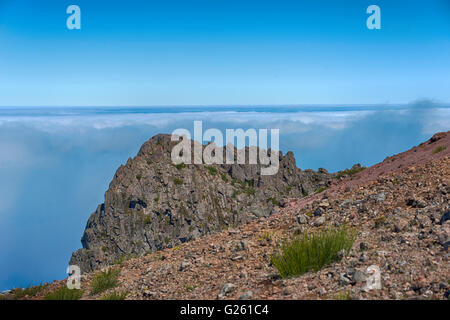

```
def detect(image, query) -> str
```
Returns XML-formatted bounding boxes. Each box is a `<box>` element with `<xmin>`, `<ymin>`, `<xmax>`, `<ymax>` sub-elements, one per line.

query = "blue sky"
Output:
<box><xmin>0</xmin><ymin>0</ymin><xmax>449</xmax><ymax>106</ymax></box>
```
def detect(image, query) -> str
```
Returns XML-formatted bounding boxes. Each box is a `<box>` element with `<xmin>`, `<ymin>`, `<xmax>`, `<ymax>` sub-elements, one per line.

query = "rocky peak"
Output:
<box><xmin>70</xmin><ymin>134</ymin><xmax>333</xmax><ymax>273</ymax></box>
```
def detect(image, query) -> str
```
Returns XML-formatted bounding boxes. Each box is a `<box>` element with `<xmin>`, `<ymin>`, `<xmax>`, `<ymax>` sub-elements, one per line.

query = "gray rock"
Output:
<box><xmin>339</xmin><ymin>273</ymin><xmax>352</xmax><ymax>286</ymax></box>
<box><xmin>297</xmin><ymin>214</ymin><xmax>308</xmax><ymax>224</ymax></box>
<box><xmin>238</xmin><ymin>291</ymin><xmax>253</xmax><ymax>300</ymax></box>
<box><xmin>314</xmin><ymin>216</ymin><xmax>325</xmax><ymax>227</ymax></box>
<box><xmin>353</xmin><ymin>270</ymin><xmax>367</xmax><ymax>283</ymax></box>
<box><xmin>375</xmin><ymin>193</ymin><xmax>386</xmax><ymax>203</ymax></box>
<box><xmin>439</xmin><ymin>211</ymin><xmax>450</xmax><ymax>225</ymax></box>
<box><xmin>218</xmin><ymin>283</ymin><xmax>236</xmax><ymax>299</ymax></box>
<box><xmin>360</xmin><ymin>242</ymin><xmax>368</xmax><ymax>251</ymax></box>
<box><xmin>179</xmin><ymin>261</ymin><xmax>190</xmax><ymax>271</ymax></box>
<box><xmin>314</xmin><ymin>207</ymin><xmax>325</xmax><ymax>217</ymax></box>
<box><xmin>346</xmin><ymin>267</ymin><xmax>356</xmax><ymax>277</ymax></box>
<box><xmin>231</xmin><ymin>240</ymin><xmax>247</xmax><ymax>252</ymax></box>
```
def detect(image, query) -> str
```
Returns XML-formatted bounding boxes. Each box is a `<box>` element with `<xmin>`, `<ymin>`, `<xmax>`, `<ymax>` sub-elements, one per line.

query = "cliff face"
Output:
<box><xmin>70</xmin><ymin>134</ymin><xmax>333</xmax><ymax>272</ymax></box>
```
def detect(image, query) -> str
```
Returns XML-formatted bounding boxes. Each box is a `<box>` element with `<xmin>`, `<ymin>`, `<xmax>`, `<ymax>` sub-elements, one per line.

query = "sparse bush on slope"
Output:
<box><xmin>271</xmin><ymin>226</ymin><xmax>356</xmax><ymax>278</ymax></box>
<box><xmin>91</xmin><ymin>268</ymin><xmax>121</xmax><ymax>295</ymax></box>
<box><xmin>44</xmin><ymin>287</ymin><xmax>83</xmax><ymax>300</ymax></box>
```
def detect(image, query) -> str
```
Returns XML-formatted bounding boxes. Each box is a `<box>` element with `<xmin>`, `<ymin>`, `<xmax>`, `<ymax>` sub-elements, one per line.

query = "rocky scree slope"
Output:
<box><xmin>9</xmin><ymin>131</ymin><xmax>449</xmax><ymax>300</ymax></box>
<box><xmin>70</xmin><ymin>134</ymin><xmax>333</xmax><ymax>272</ymax></box>
<box><xmin>29</xmin><ymin>150</ymin><xmax>449</xmax><ymax>300</ymax></box>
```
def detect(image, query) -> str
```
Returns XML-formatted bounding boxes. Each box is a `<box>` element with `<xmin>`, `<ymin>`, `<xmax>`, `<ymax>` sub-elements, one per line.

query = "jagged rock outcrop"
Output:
<box><xmin>70</xmin><ymin>134</ymin><xmax>333</xmax><ymax>272</ymax></box>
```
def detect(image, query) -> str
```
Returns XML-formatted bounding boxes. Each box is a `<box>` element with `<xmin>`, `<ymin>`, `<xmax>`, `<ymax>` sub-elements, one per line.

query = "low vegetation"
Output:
<box><xmin>333</xmin><ymin>291</ymin><xmax>351</xmax><ymax>300</ymax></box>
<box><xmin>175</xmin><ymin>163</ymin><xmax>186</xmax><ymax>170</ymax></box>
<box><xmin>314</xmin><ymin>186</ymin><xmax>328</xmax><ymax>194</ymax></box>
<box><xmin>271</xmin><ymin>226</ymin><xmax>357</xmax><ymax>278</ymax></box>
<box><xmin>220</xmin><ymin>173</ymin><xmax>228</xmax><ymax>182</ymax></box>
<box><xmin>12</xmin><ymin>283</ymin><xmax>47</xmax><ymax>299</ymax></box>
<box><xmin>90</xmin><ymin>268</ymin><xmax>121</xmax><ymax>295</ymax></box>
<box><xmin>335</xmin><ymin>165</ymin><xmax>366</xmax><ymax>179</ymax></box>
<box><xmin>101</xmin><ymin>290</ymin><xmax>127</xmax><ymax>300</ymax></box>
<box><xmin>44</xmin><ymin>287</ymin><xmax>83</xmax><ymax>300</ymax></box>
<box><xmin>173</xmin><ymin>177</ymin><xmax>184</xmax><ymax>185</ymax></box>
<box><xmin>374</xmin><ymin>215</ymin><xmax>386</xmax><ymax>227</ymax></box>
<box><xmin>432</xmin><ymin>145</ymin><xmax>446</xmax><ymax>154</ymax></box>
<box><xmin>114</xmin><ymin>254</ymin><xmax>137</xmax><ymax>265</ymax></box>
<box><xmin>205</xmin><ymin>166</ymin><xmax>218</xmax><ymax>176</ymax></box>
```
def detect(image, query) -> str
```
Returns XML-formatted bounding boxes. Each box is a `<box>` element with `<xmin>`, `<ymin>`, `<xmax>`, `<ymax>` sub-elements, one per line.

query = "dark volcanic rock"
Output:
<box><xmin>70</xmin><ymin>134</ymin><xmax>333</xmax><ymax>272</ymax></box>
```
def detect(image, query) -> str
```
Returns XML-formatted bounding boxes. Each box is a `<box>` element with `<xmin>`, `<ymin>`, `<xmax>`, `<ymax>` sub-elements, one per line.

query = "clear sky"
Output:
<box><xmin>0</xmin><ymin>0</ymin><xmax>449</xmax><ymax>106</ymax></box>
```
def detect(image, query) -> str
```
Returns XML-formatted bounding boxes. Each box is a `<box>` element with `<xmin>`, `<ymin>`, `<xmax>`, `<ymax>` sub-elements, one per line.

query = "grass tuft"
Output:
<box><xmin>432</xmin><ymin>145</ymin><xmax>446</xmax><ymax>154</ymax></box>
<box><xmin>90</xmin><ymin>268</ymin><xmax>121</xmax><ymax>295</ymax></box>
<box><xmin>271</xmin><ymin>226</ymin><xmax>356</xmax><ymax>278</ymax></box>
<box><xmin>44</xmin><ymin>287</ymin><xmax>83</xmax><ymax>300</ymax></box>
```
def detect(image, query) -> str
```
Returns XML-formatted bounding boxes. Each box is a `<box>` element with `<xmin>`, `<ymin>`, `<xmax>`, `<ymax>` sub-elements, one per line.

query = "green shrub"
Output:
<box><xmin>314</xmin><ymin>186</ymin><xmax>328</xmax><ymax>194</ymax></box>
<box><xmin>333</xmin><ymin>291</ymin><xmax>351</xmax><ymax>300</ymax></box>
<box><xmin>136</xmin><ymin>174</ymin><xmax>142</xmax><ymax>181</ymax></box>
<box><xmin>101</xmin><ymin>290</ymin><xmax>127</xmax><ymax>300</ymax></box>
<box><xmin>90</xmin><ymin>268</ymin><xmax>121</xmax><ymax>295</ymax></box>
<box><xmin>206</xmin><ymin>166</ymin><xmax>218</xmax><ymax>176</ymax></box>
<box><xmin>114</xmin><ymin>254</ymin><xmax>137</xmax><ymax>265</ymax></box>
<box><xmin>220</xmin><ymin>173</ymin><xmax>228</xmax><ymax>182</ymax></box>
<box><xmin>144</xmin><ymin>214</ymin><xmax>152</xmax><ymax>224</ymax></box>
<box><xmin>336</xmin><ymin>166</ymin><xmax>366</xmax><ymax>179</ymax></box>
<box><xmin>374</xmin><ymin>215</ymin><xmax>386</xmax><ymax>227</ymax></box>
<box><xmin>173</xmin><ymin>177</ymin><xmax>183</xmax><ymax>185</ymax></box>
<box><xmin>271</xmin><ymin>226</ymin><xmax>356</xmax><ymax>278</ymax></box>
<box><xmin>245</xmin><ymin>187</ymin><xmax>255</xmax><ymax>196</ymax></box>
<box><xmin>432</xmin><ymin>145</ymin><xmax>446</xmax><ymax>154</ymax></box>
<box><xmin>13</xmin><ymin>284</ymin><xmax>47</xmax><ymax>299</ymax></box>
<box><xmin>175</xmin><ymin>163</ymin><xmax>185</xmax><ymax>170</ymax></box>
<box><xmin>44</xmin><ymin>287</ymin><xmax>83</xmax><ymax>300</ymax></box>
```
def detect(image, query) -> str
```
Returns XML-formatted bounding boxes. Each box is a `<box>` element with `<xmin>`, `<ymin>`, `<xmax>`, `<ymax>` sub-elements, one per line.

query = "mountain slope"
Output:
<box><xmin>7</xmin><ymin>131</ymin><xmax>449</xmax><ymax>300</ymax></box>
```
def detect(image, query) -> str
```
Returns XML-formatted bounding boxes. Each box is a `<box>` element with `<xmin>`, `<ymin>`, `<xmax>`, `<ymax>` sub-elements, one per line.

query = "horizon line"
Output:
<box><xmin>0</xmin><ymin>101</ymin><xmax>449</xmax><ymax>109</ymax></box>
